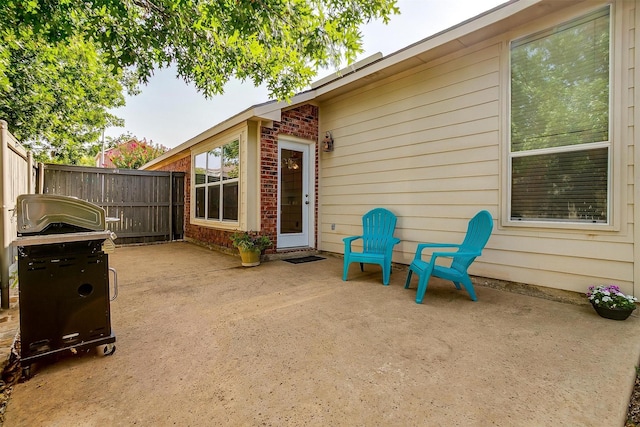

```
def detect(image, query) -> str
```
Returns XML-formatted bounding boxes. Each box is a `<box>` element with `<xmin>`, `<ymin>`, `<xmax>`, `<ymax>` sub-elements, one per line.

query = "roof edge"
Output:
<box><xmin>309</xmin><ymin>0</ymin><xmax>534</xmax><ymax>95</ymax></box>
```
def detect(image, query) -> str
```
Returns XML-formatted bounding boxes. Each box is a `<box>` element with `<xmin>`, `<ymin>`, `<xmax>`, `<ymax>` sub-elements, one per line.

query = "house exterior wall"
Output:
<box><xmin>155</xmin><ymin>151</ymin><xmax>248</xmax><ymax>248</ymax></box>
<box><xmin>155</xmin><ymin>125</ymin><xmax>251</xmax><ymax>251</ymax></box>
<box><xmin>153</xmin><ymin>105</ymin><xmax>319</xmax><ymax>253</ymax></box>
<box><xmin>318</xmin><ymin>0</ymin><xmax>639</xmax><ymax>296</ymax></box>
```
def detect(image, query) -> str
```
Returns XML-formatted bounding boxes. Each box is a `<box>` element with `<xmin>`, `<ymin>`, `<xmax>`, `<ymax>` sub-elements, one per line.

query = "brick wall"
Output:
<box><xmin>155</xmin><ymin>155</ymin><xmax>235</xmax><ymax>251</ymax></box>
<box><xmin>156</xmin><ymin>104</ymin><xmax>319</xmax><ymax>254</ymax></box>
<box><xmin>260</xmin><ymin>104</ymin><xmax>319</xmax><ymax>251</ymax></box>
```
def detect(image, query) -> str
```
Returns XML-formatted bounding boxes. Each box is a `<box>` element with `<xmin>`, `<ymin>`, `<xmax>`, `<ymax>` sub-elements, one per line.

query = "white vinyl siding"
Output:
<box><xmin>318</xmin><ymin>0</ymin><xmax>636</xmax><ymax>295</ymax></box>
<box><xmin>320</xmin><ymin>44</ymin><xmax>501</xmax><ymax>266</ymax></box>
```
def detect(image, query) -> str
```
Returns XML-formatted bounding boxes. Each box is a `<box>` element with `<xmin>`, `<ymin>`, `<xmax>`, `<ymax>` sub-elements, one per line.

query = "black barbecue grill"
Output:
<box><xmin>14</xmin><ymin>194</ymin><xmax>117</xmax><ymax>378</ymax></box>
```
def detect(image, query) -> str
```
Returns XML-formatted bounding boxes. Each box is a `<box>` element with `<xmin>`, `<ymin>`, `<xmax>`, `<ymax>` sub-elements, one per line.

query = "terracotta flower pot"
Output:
<box><xmin>238</xmin><ymin>248</ymin><xmax>261</xmax><ymax>267</ymax></box>
<box><xmin>591</xmin><ymin>302</ymin><xmax>636</xmax><ymax>321</ymax></box>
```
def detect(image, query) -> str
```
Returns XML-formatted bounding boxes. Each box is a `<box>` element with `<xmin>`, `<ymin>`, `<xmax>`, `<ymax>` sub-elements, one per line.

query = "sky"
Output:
<box><xmin>105</xmin><ymin>0</ymin><xmax>508</xmax><ymax>149</ymax></box>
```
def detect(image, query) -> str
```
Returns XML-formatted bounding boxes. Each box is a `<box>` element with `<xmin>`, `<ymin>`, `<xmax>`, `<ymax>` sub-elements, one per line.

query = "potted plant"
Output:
<box><xmin>586</xmin><ymin>285</ymin><xmax>638</xmax><ymax>320</ymax></box>
<box><xmin>230</xmin><ymin>230</ymin><xmax>272</xmax><ymax>267</ymax></box>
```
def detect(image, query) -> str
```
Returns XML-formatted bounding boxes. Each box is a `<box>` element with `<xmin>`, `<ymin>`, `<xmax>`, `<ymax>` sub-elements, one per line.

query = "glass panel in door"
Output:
<box><xmin>280</xmin><ymin>148</ymin><xmax>303</xmax><ymax>234</ymax></box>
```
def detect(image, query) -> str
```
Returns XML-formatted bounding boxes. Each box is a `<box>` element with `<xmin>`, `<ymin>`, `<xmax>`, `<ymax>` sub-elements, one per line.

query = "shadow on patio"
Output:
<box><xmin>4</xmin><ymin>241</ymin><xmax>640</xmax><ymax>426</ymax></box>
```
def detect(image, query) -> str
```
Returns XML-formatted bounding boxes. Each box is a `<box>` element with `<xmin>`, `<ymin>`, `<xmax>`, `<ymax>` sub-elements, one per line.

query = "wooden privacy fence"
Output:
<box><xmin>0</xmin><ymin>120</ymin><xmax>35</xmax><ymax>308</ymax></box>
<box><xmin>39</xmin><ymin>164</ymin><xmax>184</xmax><ymax>245</ymax></box>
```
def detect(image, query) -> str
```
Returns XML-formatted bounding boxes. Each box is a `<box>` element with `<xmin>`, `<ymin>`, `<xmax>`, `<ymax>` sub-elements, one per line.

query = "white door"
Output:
<box><xmin>278</xmin><ymin>141</ymin><xmax>310</xmax><ymax>248</ymax></box>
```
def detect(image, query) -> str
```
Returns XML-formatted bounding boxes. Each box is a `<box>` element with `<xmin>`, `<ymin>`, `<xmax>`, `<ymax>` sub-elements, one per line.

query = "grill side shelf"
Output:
<box><xmin>13</xmin><ymin>231</ymin><xmax>115</xmax><ymax>247</ymax></box>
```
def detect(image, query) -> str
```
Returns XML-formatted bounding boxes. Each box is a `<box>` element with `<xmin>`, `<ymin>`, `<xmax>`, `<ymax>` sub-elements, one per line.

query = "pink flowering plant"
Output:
<box><xmin>108</xmin><ymin>140</ymin><xmax>168</xmax><ymax>169</ymax></box>
<box><xmin>587</xmin><ymin>285</ymin><xmax>637</xmax><ymax>310</ymax></box>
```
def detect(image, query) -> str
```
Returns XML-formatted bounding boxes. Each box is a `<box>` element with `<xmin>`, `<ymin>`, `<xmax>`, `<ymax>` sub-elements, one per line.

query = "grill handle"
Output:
<box><xmin>109</xmin><ymin>267</ymin><xmax>118</xmax><ymax>301</ymax></box>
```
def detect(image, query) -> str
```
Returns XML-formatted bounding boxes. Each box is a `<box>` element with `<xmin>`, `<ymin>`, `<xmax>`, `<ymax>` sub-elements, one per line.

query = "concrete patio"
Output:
<box><xmin>3</xmin><ymin>241</ymin><xmax>640</xmax><ymax>426</ymax></box>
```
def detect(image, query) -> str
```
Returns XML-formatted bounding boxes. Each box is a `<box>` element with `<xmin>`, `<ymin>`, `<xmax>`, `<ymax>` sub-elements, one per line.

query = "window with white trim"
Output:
<box><xmin>509</xmin><ymin>6</ymin><xmax>610</xmax><ymax>224</ymax></box>
<box><xmin>194</xmin><ymin>139</ymin><xmax>239</xmax><ymax>222</ymax></box>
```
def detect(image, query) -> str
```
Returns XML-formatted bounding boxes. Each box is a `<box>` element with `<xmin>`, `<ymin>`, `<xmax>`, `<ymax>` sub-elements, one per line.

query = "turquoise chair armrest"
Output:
<box><xmin>343</xmin><ymin>235</ymin><xmax>363</xmax><ymax>245</ymax></box>
<box><xmin>427</xmin><ymin>250</ymin><xmax>482</xmax><ymax>270</ymax></box>
<box><xmin>416</xmin><ymin>243</ymin><xmax>461</xmax><ymax>250</ymax></box>
<box><xmin>343</xmin><ymin>235</ymin><xmax>363</xmax><ymax>255</ymax></box>
<box><xmin>414</xmin><ymin>243</ymin><xmax>461</xmax><ymax>261</ymax></box>
<box><xmin>431</xmin><ymin>250</ymin><xmax>481</xmax><ymax>260</ymax></box>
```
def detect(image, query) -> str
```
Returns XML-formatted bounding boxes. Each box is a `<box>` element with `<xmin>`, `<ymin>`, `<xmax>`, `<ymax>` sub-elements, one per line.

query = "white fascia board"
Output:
<box><xmin>311</xmin><ymin>53</ymin><xmax>384</xmax><ymax>89</ymax></box>
<box><xmin>253</xmin><ymin>90</ymin><xmax>318</xmax><ymax>117</ymax></box>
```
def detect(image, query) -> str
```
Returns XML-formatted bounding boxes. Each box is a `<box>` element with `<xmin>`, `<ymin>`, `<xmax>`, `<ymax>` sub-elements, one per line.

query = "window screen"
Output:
<box><xmin>509</xmin><ymin>7</ymin><xmax>610</xmax><ymax>223</ymax></box>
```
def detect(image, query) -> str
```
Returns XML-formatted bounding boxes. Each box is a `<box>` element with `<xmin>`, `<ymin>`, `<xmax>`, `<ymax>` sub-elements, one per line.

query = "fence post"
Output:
<box><xmin>0</xmin><ymin>120</ymin><xmax>10</xmax><ymax>309</ymax></box>
<box><xmin>27</xmin><ymin>151</ymin><xmax>34</xmax><ymax>194</ymax></box>
<box><xmin>38</xmin><ymin>162</ymin><xmax>45</xmax><ymax>194</ymax></box>
<box><xmin>169</xmin><ymin>172</ymin><xmax>173</xmax><ymax>241</ymax></box>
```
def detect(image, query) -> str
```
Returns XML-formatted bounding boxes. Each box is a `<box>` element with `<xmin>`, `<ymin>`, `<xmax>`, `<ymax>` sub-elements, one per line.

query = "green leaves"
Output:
<box><xmin>0</xmin><ymin>30</ymin><xmax>128</xmax><ymax>164</ymax></box>
<box><xmin>2</xmin><ymin>0</ymin><xmax>399</xmax><ymax>100</ymax></box>
<box><xmin>0</xmin><ymin>0</ymin><xmax>399</xmax><ymax>164</ymax></box>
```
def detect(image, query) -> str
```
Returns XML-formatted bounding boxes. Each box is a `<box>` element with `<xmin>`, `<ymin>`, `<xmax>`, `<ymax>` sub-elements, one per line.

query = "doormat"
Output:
<box><xmin>283</xmin><ymin>255</ymin><xmax>326</xmax><ymax>264</ymax></box>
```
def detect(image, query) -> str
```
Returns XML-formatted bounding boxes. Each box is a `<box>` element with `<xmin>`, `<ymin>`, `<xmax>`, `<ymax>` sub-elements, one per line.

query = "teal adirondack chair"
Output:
<box><xmin>343</xmin><ymin>208</ymin><xmax>400</xmax><ymax>286</ymax></box>
<box><xmin>404</xmin><ymin>210</ymin><xmax>493</xmax><ymax>303</ymax></box>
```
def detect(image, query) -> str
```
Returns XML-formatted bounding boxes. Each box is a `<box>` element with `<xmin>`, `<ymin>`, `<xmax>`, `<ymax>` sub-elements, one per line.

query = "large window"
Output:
<box><xmin>509</xmin><ymin>7</ymin><xmax>610</xmax><ymax>224</ymax></box>
<box><xmin>194</xmin><ymin>139</ymin><xmax>239</xmax><ymax>222</ymax></box>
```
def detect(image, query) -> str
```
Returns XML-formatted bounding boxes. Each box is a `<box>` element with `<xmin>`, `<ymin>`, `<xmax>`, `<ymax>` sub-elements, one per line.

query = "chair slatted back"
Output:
<box><xmin>361</xmin><ymin>208</ymin><xmax>398</xmax><ymax>254</ymax></box>
<box><xmin>451</xmin><ymin>210</ymin><xmax>493</xmax><ymax>273</ymax></box>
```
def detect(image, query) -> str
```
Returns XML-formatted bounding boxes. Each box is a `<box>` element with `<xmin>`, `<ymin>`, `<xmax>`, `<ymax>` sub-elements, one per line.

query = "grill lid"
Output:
<box><xmin>17</xmin><ymin>194</ymin><xmax>106</xmax><ymax>235</ymax></box>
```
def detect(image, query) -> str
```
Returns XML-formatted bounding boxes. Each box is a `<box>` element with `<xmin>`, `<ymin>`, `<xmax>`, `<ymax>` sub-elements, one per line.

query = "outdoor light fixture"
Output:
<box><xmin>282</xmin><ymin>156</ymin><xmax>300</xmax><ymax>170</ymax></box>
<box><xmin>322</xmin><ymin>131</ymin><xmax>334</xmax><ymax>152</ymax></box>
